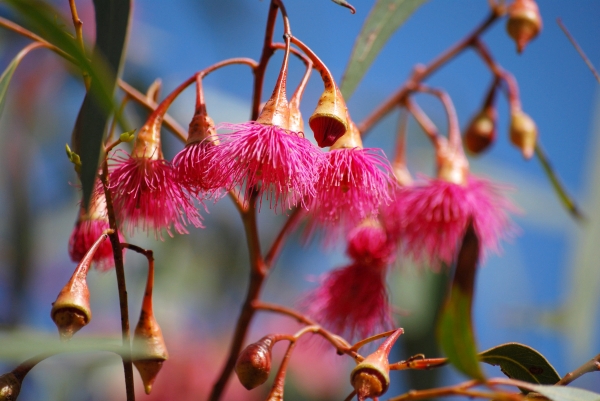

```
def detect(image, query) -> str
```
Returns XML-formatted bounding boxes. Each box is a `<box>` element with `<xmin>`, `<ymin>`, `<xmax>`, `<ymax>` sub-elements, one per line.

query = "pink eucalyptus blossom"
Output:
<box><xmin>346</xmin><ymin>222</ymin><xmax>396</xmax><ymax>267</ymax></box>
<box><xmin>312</xmin><ymin>147</ymin><xmax>395</xmax><ymax>229</ymax></box>
<box><xmin>203</xmin><ymin>122</ymin><xmax>324</xmax><ymax>210</ymax></box>
<box><xmin>304</xmin><ymin>262</ymin><xmax>392</xmax><ymax>340</ymax></box>
<box><xmin>399</xmin><ymin>175</ymin><xmax>516</xmax><ymax>268</ymax></box>
<box><xmin>173</xmin><ymin>140</ymin><xmax>225</xmax><ymax>198</ymax></box>
<box><xmin>109</xmin><ymin>150</ymin><xmax>203</xmax><ymax>238</ymax></box>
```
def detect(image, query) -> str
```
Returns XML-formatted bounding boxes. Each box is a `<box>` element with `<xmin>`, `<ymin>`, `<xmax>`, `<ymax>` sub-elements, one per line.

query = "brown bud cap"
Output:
<box><xmin>464</xmin><ymin>107</ymin><xmax>497</xmax><ymax>155</ymax></box>
<box><xmin>330</xmin><ymin>119</ymin><xmax>363</xmax><ymax>150</ymax></box>
<box><xmin>506</xmin><ymin>0</ymin><xmax>542</xmax><ymax>53</ymax></box>
<box><xmin>350</xmin><ymin>329</ymin><xmax>403</xmax><ymax>401</ymax></box>
<box><xmin>0</xmin><ymin>372</ymin><xmax>21</xmax><ymax>401</ymax></box>
<box><xmin>509</xmin><ymin>109</ymin><xmax>537</xmax><ymax>159</ymax></box>
<box><xmin>235</xmin><ymin>335</ymin><xmax>276</xmax><ymax>390</ymax></box>
<box><xmin>187</xmin><ymin>112</ymin><xmax>216</xmax><ymax>145</ymax></box>
<box><xmin>309</xmin><ymin>85</ymin><xmax>349</xmax><ymax>147</ymax></box>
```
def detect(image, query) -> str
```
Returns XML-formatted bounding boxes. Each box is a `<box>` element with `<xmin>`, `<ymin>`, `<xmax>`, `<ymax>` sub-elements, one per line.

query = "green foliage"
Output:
<box><xmin>437</xmin><ymin>222</ymin><xmax>484</xmax><ymax>380</ymax></box>
<box><xmin>5</xmin><ymin>0</ymin><xmax>131</xmax><ymax>209</ymax></box>
<box><xmin>0</xmin><ymin>43</ymin><xmax>43</xmax><ymax>119</ymax></box>
<box><xmin>340</xmin><ymin>0</ymin><xmax>427</xmax><ymax>99</ymax></box>
<box><xmin>524</xmin><ymin>384</ymin><xmax>600</xmax><ymax>401</ymax></box>
<box><xmin>480</xmin><ymin>343</ymin><xmax>561</xmax><ymax>390</ymax></box>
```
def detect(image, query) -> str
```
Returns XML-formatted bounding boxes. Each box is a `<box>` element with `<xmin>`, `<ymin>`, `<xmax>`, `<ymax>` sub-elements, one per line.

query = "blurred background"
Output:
<box><xmin>0</xmin><ymin>0</ymin><xmax>599</xmax><ymax>400</ymax></box>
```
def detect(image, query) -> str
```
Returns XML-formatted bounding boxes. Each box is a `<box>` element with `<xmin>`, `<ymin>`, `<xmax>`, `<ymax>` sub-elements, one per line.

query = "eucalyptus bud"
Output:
<box><xmin>464</xmin><ymin>106</ymin><xmax>497</xmax><ymax>155</ymax></box>
<box><xmin>506</xmin><ymin>0</ymin><xmax>542</xmax><ymax>53</ymax></box>
<box><xmin>235</xmin><ymin>335</ymin><xmax>276</xmax><ymax>390</ymax></box>
<box><xmin>0</xmin><ymin>372</ymin><xmax>21</xmax><ymax>401</ymax></box>
<box><xmin>132</xmin><ymin>253</ymin><xmax>168</xmax><ymax>395</ymax></box>
<box><xmin>51</xmin><ymin>233</ymin><xmax>109</xmax><ymax>340</ymax></box>
<box><xmin>309</xmin><ymin>85</ymin><xmax>349</xmax><ymax>147</ymax></box>
<box><xmin>509</xmin><ymin>109</ymin><xmax>537</xmax><ymax>159</ymax></box>
<box><xmin>350</xmin><ymin>329</ymin><xmax>403</xmax><ymax>401</ymax></box>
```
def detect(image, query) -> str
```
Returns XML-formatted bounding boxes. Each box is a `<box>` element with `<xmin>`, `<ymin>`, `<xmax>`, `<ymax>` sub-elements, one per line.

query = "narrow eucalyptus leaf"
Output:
<box><xmin>437</xmin><ymin>222</ymin><xmax>484</xmax><ymax>380</ymax></box>
<box><xmin>340</xmin><ymin>0</ymin><xmax>427</xmax><ymax>98</ymax></box>
<box><xmin>529</xmin><ymin>384</ymin><xmax>600</xmax><ymax>401</ymax></box>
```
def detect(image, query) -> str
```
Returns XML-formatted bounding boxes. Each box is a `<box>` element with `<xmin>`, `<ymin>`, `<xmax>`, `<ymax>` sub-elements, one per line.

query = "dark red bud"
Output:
<box><xmin>506</xmin><ymin>0</ymin><xmax>542</xmax><ymax>53</ymax></box>
<box><xmin>464</xmin><ymin>107</ymin><xmax>497</xmax><ymax>155</ymax></box>
<box><xmin>235</xmin><ymin>335</ymin><xmax>276</xmax><ymax>390</ymax></box>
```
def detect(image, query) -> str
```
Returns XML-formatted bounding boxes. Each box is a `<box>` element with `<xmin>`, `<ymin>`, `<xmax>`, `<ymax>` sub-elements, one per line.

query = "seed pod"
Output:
<box><xmin>509</xmin><ymin>109</ymin><xmax>537</xmax><ymax>159</ymax></box>
<box><xmin>350</xmin><ymin>329</ymin><xmax>403</xmax><ymax>401</ymax></box>
<box><xmin>0</xmin><ymin>372</ymin><xmax>21</xmax><ymax>401</ymax></box>
<box><xmin>464</xmin><ymin>106</ymin><xmax>497</xmax><ymax>155</ymax></box>
<box><xmin>235</xmin><ymin>335</ymin><xmax>276</xmax><ymax>390</ymax></box>
<box><xmin>51</xmin><ymin>233</ymin><xmax>108</xmax><ymax>340</ymax></box>
<box><xmin>506</xmin><ymin>0</ymin><xmax>542</xmax><ymax>53</ymax></box>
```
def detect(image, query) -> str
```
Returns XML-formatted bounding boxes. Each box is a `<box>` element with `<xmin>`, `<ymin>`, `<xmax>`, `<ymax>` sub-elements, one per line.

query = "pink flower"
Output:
<box><xmin>346</xmin><ymin>222</ymin><xmax>396</xmax><ymax>267</ymax></box>
<box><xmin>172</xmin><ymin>140</ymin><xmax>224</xmax><ymax>197</ymax></box>
<box><xmin>203</xmin><ymin>122</ymin><xmax>324</xmax><ymax>210</ymax></box>
<box><xmin>109</xmin><ymin>150</ymin><xmax>203</xmax><ymax>238</ymax></box>
<box><xmin>304</xmin><ymin>262</ymin><xmax>392</xmax><ymax>340</ymax></box>
<box><xmin>398</xmin><ymin>175</ymin><xmax>516</xmax><ymax>268</ymax></box>
<box><xmin>69</xmin><ymin>184</ymin><xmax>124</xmax><ymax>271</ymax></box>
<box><xmin>311</xmin><ymin>147</ymin><xmax>395</xmax><ymax>228</ymax></box>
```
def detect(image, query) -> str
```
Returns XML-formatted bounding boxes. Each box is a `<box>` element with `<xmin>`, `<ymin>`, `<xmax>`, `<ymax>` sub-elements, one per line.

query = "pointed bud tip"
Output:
<box><xmin>51</xmin><ymin>306</ymin><xmax>90</xmax><ymax>341</ymax></box>
<box><xmin>134</xmin><ymin>359</ymin><xmax>164</xmax><ymax>395</ymax></box>
<box><xmin>509</xmin><ymin>110</ymin><xmax>537</xmax><ymax>160</ymax></box>
<box><xmin>506</xmin><ymin>0</ymin><xmax>541</xmax><ymax>54</ymax></box>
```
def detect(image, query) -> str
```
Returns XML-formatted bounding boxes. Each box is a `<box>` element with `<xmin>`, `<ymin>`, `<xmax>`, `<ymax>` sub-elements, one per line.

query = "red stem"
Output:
<box><xmin>358</xmin><ymin>12</ymin><xmax>499</xmax><ymax>135</ymax></box>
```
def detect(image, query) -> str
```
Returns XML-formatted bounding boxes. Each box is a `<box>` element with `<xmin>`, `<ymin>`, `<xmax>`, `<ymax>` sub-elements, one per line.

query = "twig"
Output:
<box><xmin>67</xmin><ymin>0</ymin><xmax>90</xmax><ymax>90</ymax></box>
<box><xmin>556</xmin><ymin>353</ymin><xmax>600</xmax><ymax>386</ymax></box>
<box><xmin>557</xmin><ymin>18</ymin><xmax>600</xmax><ymax>84</ymax></box>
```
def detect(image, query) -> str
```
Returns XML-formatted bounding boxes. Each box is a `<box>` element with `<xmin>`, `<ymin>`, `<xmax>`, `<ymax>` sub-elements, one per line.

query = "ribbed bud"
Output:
<box><xmin>309</xmin><ymin>85</ymin><xmax>349</xmax><ymax>147</ymax></box>
<box><xmin>235</xmin><ymin>335</ymin><xmax>276</xmax><ymax>390</ymax></box>
<box><xmin>0</xmin><ymin>372</ymin><xmax>21</xmax><ymax>401</ymax></box>
<box><xmin>506</xmin><ymin>0</ymin><xmax>542</xmax><ymax>53</ymax></box>
<box><xmin>509</xmin><ymin>109</ymin><xmax>537</xmax><ymax>159</ymax></box>
<box><xmin>350</xmin><ymin>329</ymin><xmax>403</xmax><ymax>401</ymax></box>
<box><xmin>51</xmin><ymin>233</ymin><xmax>108</xmax><ymax>340</ymax></box>
<box><xmin>132</xmin><ymin>311</ymin><xmax>169</xmax><ymax>395</ymax></box>
<box><xmin>464</xmin><ymin>107</ymin><xmax>497</xmax><ymax>155</ymax></box>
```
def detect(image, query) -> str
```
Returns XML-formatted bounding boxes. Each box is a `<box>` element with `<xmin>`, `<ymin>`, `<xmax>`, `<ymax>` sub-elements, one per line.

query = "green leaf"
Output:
<box><xmin>6</xmin><ymin>0</ymin><xmax>131</xmax><ymax>209</ymax></box>
<box><xmin>0</xmin><ymin>43</ymin><xmax>44</xmax><ymax>119</ymax></box>
<box><xmin>340</xmin><ymin>0</ymin><xmax>427</xmax><ymax>99</ymax></box>
<box><xmin>527</xmin><ymin>385</ymin><xmax>600</xmax><ymax>401</ymax></box>
<box><xmin>480</xmin><ymin>343</ymin><xmax>561</xmax><ymax>390</ymax></box>
<box><xmin>437</xmin><ymin>222</ymin><xmax>484</xmax><ymax>380</ymax></box>
<box><xmin>75</xmin><ymin>0</ymin><xmax>132</xmax><ymax>209</ymax></box>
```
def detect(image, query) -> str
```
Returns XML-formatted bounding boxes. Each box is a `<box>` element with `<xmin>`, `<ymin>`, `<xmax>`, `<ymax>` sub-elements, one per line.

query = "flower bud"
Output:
<box><xmin>51</xmin><ymin>233</ymin><xmax>108</xmax><ymax>340</ymax></box>
<box><xmin>350</xmin><ymin>329</ymin><xmax>403</xmax><ymax>401</ymax></box>
<box><xmin>132</xmin><ymin>254</ymin><xmax>168</xmax><ymax>395</ymax></box>
<box><xmin>509</xmin><ymin>109</ymin><xmax>537</xmax><ymax>159</ymax></box>
<box><xmin>506</xmin><ymin>0</ymin><xmax>542</xmax><ymax>54</ymax></box>
<box><xmin>0</xmin><ymin>372</ymin><xmax>21</xmax><ymax>401</ymax></box>
<box><xmin>309</xmin><ymin>85</ymin><xmax>349</xmax><ymax>147</ymax></box>
<box><xmin>235</xmin><ymin>335</ymin><xmax>276</xmax><ymax>390</ymax></box>
<box><xmin>464</xmin><ymin>106</ymin><xmax>497</xmax><ymax>155</ymax></box>
<box><xmin>132</xmin><ymin>313</ymin><xmax>169</xmax><ymax>395</ymax></box>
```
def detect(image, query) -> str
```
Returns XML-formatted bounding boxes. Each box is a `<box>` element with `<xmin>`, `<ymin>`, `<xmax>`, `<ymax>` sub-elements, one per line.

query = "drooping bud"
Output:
<box><xmin>132</xmin><ymin>253</ymin><xmax>168</xmax><ymax>395</ymax></box>
<box><xmin>0</xmin><ymin>372</ymin><xmax>21</xmax><ymax>401</ymax></box>
<box><xmin>506</xmin><ymin>0</ymin><xmax>542</xmax><ymax>54</ymax></box>
<box><xmin>288</xmin><ymin>59</ymin><xmax>312</xmax><ymax>134</ymax></box>
<box><xmin>51</xmin><ymin>232</ymin><xmax>109</xmax><ymax>340</ymax></box>
<box><xmin>235</xmin><ymin>335</ymin><xmax>276</xmax><ymax>390</ymax></box>
<box><xmin>509</xmin><ymin>109</ymin><xmax>537</xmax><ymax>159</ymax></box>
<box><xmin>350</xmin><ymin>329</ymin><xmax>403</xmax><ymax>401</ymax></box>
<box><xmin>464</xmin><ymin>106</ymin><xmax>497</xmax><ymax>155</ymax></box>
<box><xmin>291</xmin><ymin>36</ymin><xmax>349</xmax><ymax>147</ymax></box>
<box><xmin>256</xmin><ymin>37</ymin><xmax>291</xmax><ymax>129</ymax></box>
